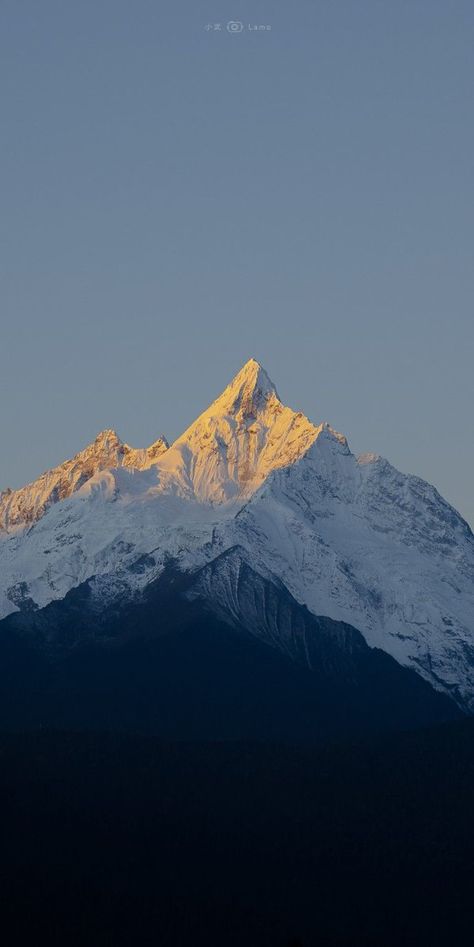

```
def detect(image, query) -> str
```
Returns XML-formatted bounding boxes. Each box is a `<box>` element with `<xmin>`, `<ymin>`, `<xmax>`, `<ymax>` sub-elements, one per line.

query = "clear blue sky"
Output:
<box><xmin>1</xmin><ymin>0</ymin><xmax>473</xmax><ymax>524</ymax></box>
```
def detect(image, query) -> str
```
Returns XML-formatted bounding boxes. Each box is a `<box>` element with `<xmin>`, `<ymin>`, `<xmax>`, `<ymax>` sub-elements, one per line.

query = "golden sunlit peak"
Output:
<box><xmin>240</xmin><ymin>356</ymin><xmax>263</xmax><ymax>371</ymax></box>
<box><xmin>94</xmin><ymin>428</ymin><xmax>121</xmax><ymax>443</ymax></box>
<box><xmin>149</xmin><ymin>435</ymin><xmax>169</xmax><ymax>450</ymax></box>
<box><xmin>232</xmin><ymin>356</ymin><xmax>273</xmax><ymax>385</ymax></box>
<box><xmin>218</xmin><ymin>358</ymin><xmax>280</xmax><ymax>416</ymax></box>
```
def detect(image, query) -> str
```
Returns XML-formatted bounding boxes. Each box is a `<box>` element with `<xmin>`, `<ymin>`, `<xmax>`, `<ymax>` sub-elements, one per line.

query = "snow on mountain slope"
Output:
<box><xmin>0</xmin><ymin>358</ymin><xmax>473</xmax><ymax>708</ymax></box>
<box><xmin>154</xmin><ymin>358</ymin><xmax>328</xmax><ymax>502</ymax></box>
<box><xmin>0</xmin><ymin>358</ymin><xmax>326</xmax><ymax>530</ymax></box>
<box><xmin>219</xmin><ymin>432</ymin><xmax>474</xmax><ymax>707</ymax></box>
<box><xmin>0</xmin><ymin>430</ymin><xmax>169</xmax><ymax>533</ymax></box>
<box><xmin>0</xmin><ymin>359</ymin><xmax>345</xmax><ymax>619</ymax></box>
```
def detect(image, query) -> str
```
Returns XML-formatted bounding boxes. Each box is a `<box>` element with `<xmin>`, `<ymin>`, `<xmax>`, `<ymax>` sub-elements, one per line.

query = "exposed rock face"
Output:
<box><xmin>156</xmin><ymin>358</ymin><xmax>332</xmax><ymax>503</ymax></box>
<box><xmin>0</xmin><ymin>429</ymin><xmax>169</xmax><ymax>531</ymax></box>
<box><xmin>0</xmin><ymin>358</ymin><xmax>473</xmax><ymax>710</ymax></box>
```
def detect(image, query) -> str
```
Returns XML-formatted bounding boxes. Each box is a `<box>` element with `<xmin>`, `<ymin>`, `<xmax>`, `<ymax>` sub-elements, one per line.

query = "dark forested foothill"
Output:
<box><xmin>1</xmin><ymin>722</ymin><xmax>474</xmax><ymax>946</ymax></box>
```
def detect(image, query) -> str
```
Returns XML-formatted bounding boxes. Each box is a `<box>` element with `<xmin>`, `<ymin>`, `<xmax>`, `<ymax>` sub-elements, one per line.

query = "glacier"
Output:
<box><xmin>0</xmin><ymin>358</ymin><xmax>473</xmax><ymax>708</ymax></box>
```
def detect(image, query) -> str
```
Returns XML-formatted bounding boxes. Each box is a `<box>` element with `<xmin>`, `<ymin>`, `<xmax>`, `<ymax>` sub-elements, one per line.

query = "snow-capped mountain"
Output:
<box><xmin>0</xmin><ymin>429</ymin><xmax>169</xmax><ymax>532</ymax></box>
<box><xmin>1</xmin><ymin>358</ymin><xmax>473</xmax><ymax>710</ymax></box>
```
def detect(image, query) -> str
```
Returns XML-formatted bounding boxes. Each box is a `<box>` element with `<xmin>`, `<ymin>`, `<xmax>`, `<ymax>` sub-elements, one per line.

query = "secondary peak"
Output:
<box><xmin>94</xmin><ymin>429</ymin><xmax>122</xmax><ymax>446</ymax></box>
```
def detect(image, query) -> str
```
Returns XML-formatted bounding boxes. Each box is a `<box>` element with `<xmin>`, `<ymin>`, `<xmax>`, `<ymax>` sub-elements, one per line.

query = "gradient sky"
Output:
<box><xmin>1</xmin><ymin>0</ymin><xmax>473</xmax><ymax>524</ymax></box>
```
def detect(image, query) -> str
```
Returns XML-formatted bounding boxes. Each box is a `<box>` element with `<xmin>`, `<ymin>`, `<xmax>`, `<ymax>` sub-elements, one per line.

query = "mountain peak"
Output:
<box><xmin>0</xmin><ymin>427</ymin><xmax>169</xmax><ymax>533</ymax></box>
<box><xmin>93</xmin><ymin>429</ymin><xmax>122</xmax><ymax>449</ymax></box>
<box><xmin>233</xmin><ymin>357</ymin><xmax>277</xmax><ymax>392</ymax></box>
<box><xmin>1</xmin><ymin>361</ymin><xmax>473</xmax><ymax>718</ymax></box>
<box><xmin>211</xmin><ymin>358</ymin><xmax>280</xmax><ymax>421</ymax></box>
<box><xmin>141</xmin><ymin>436</ymin><xmax>170</xmax><ymax>461</ymax></box>
<box><xmin>149</xmin><ymin>435</ymin><xmax>169</xmax><ymax>450</ymax></box>
<box><xmin>161</xmin><ymin>359</ymin><xmax>319</xmax><ymax>503</ymax></box>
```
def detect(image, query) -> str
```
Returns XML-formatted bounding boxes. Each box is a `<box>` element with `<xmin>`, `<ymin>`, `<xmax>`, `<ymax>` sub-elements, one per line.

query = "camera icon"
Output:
<box><xmin>227</xmin><ymin>20</ymin><xmax>244</xmax><ymax>33</ymax></box>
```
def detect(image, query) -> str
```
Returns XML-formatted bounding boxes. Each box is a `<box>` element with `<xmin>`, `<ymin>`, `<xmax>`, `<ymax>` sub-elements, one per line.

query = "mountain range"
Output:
<box><xmin>1</xmin><ymin>358</ymin><xmax>472</xmax><ymax>735</ymax></box>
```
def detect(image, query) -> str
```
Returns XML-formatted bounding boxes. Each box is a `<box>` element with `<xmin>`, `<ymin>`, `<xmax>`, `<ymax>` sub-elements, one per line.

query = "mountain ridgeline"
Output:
<box><xmin>0</xmin><ymin>358</ymin><xmax>472</xmax><ymax>737</ymax></box>
<box><xmin>0</xmin><ymin>553</ymin><xmax>460</xmax><ymax>739</ymax></box>
<box><xmin>1</xmin><ymin>357</ymin><xmax>474</xmax><ymax>946</ymax></box>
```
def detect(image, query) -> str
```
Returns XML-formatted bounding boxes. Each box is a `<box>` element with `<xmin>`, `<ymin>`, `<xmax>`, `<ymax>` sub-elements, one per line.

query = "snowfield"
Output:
<box><xmin>1</xmin><ymin>359</ymin><xmax>473</xmax><ymax>708</ymax></box>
